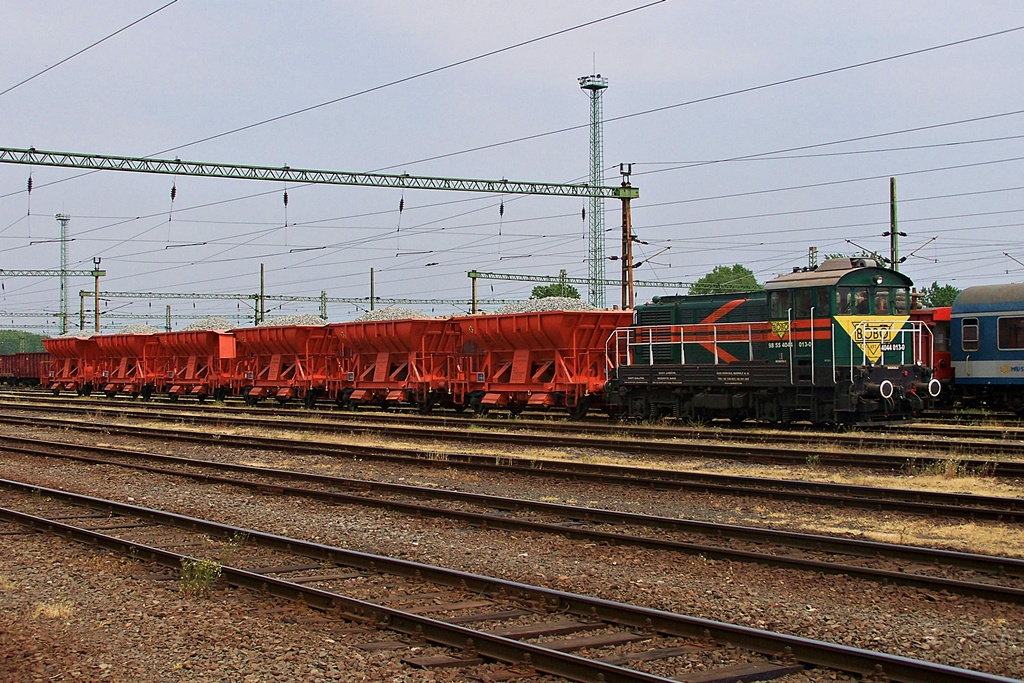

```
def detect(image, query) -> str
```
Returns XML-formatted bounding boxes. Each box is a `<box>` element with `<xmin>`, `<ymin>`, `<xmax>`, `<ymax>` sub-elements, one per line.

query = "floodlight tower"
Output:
<box><xmin>55</xmin><ymin>213</ymin><xmax>70</xmax><ymax>334</ymax></box>
<box><xmin>579</xmin><ymin>74</ymin><xmax>608</xmax><ymax>308</ymax></box>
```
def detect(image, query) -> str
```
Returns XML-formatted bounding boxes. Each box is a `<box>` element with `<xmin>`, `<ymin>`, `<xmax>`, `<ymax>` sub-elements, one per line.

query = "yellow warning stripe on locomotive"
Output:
<box><xmin>835</xmin><ymin>316</ymin><xmax>910</xmax><ymax>363</ymax></box>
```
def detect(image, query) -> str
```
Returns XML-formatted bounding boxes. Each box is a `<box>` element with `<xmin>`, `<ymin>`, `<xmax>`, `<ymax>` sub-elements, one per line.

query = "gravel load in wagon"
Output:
<box><xmin>353</xmin><ymin>307</ymin><xmax>430</xmax><ymax>322</ymax></box>
<box><xmin>492</xmin><ymin>297</ymin><xmax>597</xmax><ymax>315</ymax></box>
<box><xmin>257</xmin><ymin>315</ymin><xmax>327</xmax><ymax>327</ymax></box>
<box><xmin>181</xmin><ymin>317</ymin><xmax>234</xmax><ymax>332</ymax></box>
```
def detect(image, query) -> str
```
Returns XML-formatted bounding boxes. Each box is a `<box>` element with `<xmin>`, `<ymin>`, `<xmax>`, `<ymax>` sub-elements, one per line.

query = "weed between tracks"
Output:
<box><xmin>180</xmin><ymin>557</ymin><xmax>222</xmax><ymax>597</ymax></box>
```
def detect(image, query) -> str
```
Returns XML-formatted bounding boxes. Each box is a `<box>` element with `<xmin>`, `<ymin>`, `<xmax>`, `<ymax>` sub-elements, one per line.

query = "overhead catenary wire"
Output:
<box><xmin>0</xmin><ymin>0</ymin><xmax>180</xmax><ymax>100</ymax></box>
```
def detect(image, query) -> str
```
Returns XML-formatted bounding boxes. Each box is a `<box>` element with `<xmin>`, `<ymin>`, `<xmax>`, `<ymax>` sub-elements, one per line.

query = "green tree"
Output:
<box><xmin>919</xmin><ymin>281</ymin><xmax>960</xmax><ymax>308</ymax></box>
<box><xmin>531</xmin><ymin>283</ymin><xmax>580</xmax><ymax>299</ymax></box>
<box><xmin>0</xmin><ymin>330</ymin><xmax>46</xmax><ymax>354</ymax></box>
<box><xmin>689</xmin><ymin>264</ymin><xmax>762</xmax><ymax>295</ymax></box>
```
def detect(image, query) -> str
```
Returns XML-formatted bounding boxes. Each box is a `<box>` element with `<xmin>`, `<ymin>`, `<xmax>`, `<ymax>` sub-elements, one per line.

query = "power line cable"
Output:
<box><xmin>0</xmin><ymin>0</ymin><xmax>179</xmax><ymax>99</ymax></box>
<box><xmin>373</xmin><ymin>25</ymin><xmax>1024</xmax><ymax>171</ymax></box>
<box><xmin>151</xmin><ymin>0</ymin><xmax>666</xmax><ymax>157</ymax></box>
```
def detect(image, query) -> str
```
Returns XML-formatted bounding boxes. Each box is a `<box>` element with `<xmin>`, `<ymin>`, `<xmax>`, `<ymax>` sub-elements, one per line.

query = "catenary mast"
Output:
<box><xmin>579</xmin><ymin>74</ymin><xmax>609</xmax><ymax>308</ymax></box>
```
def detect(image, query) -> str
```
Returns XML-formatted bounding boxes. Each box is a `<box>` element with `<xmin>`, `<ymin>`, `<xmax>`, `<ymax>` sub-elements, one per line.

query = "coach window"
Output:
<box><xmin>962</xmin><ymin>317</ymin><xmax>979</xmax><ymax>352</ymax></box>
<box><xmin>836</xmin><ymin>287</ymin><xmax>853</xmax><ymax>315</ymax></box>
<box><xmin>998</xmin><ymin>317</ymin><xmax>1024</xmax><ymax>350</ymax></box>
<box><xmin>769</xmin><ymin>290</ymin><xmax>791</xmax><ymax>319</ymax></box>
<box><xmin>892</xmin><ymin>287</ymin><xmax>909</xmax><ymax>315</ymax></box>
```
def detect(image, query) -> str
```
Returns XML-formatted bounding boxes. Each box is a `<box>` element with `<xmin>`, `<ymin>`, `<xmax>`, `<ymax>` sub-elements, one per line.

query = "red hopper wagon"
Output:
<box><xmin>231</xmin><ymin>325</ymin><xmax>337</xmax><ymax>406</ymax></box>
<box><xmin>42</xmin><ymin>336</ymin><xmax>98</xmax><ymax>395</ymax></box>
<box><xmin>330</xmin><ymin>318</ymin><xmax>456</xmax><ymax>411</ymax></box>
<box><xmin>153</xmin><ymin>330</ymin><xmax>237</xmax><ymax>401</ymax></box>
<box><xmin>452</xmin><ymin>310</ymin><xmax>633</xmax><ymax>417</ymax></box>
<box><xmin>93</xmin><ymin>333</ymin><xmax>159</xmax><ymax>398</ymax></box>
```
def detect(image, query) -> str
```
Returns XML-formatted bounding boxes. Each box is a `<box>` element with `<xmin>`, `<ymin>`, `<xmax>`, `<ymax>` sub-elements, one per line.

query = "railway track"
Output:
<box><xmin>4</xmin><ymin>396</ymin><xmax>1024</xmax><ymax>479</ymax></box>
<box><xmin>3</xmin><ymin>412</ymin><xmax>1024</xmax><ymax>523</ymax></box>
<box><xmin>6</xmin><ymin>389</ymin><xmax>1024</xmax><ymax>456</ymax></box>
<box><xmin>6</xmin><ymin>433</ymin><xmax>1024</xmax><ymax>605</ymax></box>
<box><xmin>1</xmin><ymin>478</ymin><xmax>1014</xmax><ymax>683</ymax></box>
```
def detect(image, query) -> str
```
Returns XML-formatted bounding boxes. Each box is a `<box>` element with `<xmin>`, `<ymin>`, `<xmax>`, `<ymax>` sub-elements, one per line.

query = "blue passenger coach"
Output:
<box><xmin>950</xmin><ymin>283</ymin><xmax>1024</xmax><ymax>415</ymax></box>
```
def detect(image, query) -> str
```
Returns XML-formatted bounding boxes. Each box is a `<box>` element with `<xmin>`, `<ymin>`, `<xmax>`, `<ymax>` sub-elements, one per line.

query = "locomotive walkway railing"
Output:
<box><xmin>607</xmin><ymin>318</ymin><xmax>937</xmax><ymax>387</ymax></box>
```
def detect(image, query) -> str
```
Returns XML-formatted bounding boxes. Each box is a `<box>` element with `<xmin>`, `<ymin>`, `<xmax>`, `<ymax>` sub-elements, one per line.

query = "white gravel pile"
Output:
<box><xmin>181</xmin><ymin>317</ymin><xmax>234</xmax><ymax>331</ymax></box>
<box><xmin>492</xmin><ymin>297</ymin><xmax>596</xmax><ymax>314</ymax></box>
<box><xmin>58</xmin><ymin>330</ymin><xmax>97</xmax><ymax>338</ymax></box>
<box><xmin>258</xmin><ymin>314</ymin><xmax>327</xmax><ymax>326</ymax></box>
<box><xmin>353</xmin><ymin>307</ymin><xmax>430</xmax><ymax>321</ymax></box>
<box><xmin>119</xmin><ymin>324</ymin><xmax>161</xmax><ymax>334</ymax></box>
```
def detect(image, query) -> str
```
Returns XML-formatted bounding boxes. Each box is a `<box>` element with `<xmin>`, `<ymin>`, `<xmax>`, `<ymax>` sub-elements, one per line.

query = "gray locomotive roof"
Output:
<box><xmin>953</xmin><ymin>283</ymin><xmax>1024</xmax><ymax>313</ymax></box>
<box><xmin>765</xmin><ymin>258</ymin><xmax>911</xmax><ymax>290</ymax></box>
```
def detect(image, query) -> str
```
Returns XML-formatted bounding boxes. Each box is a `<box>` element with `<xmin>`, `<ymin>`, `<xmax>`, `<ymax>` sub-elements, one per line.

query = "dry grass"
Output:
<box><xmin>33</xmin><ymin>597</ymin><xmax>74</xmax><ymax>620</ymax></box>
<box><xmin>0</xmin><ymin>573</ymin><xmax>17</xmax><ymax>590</ymax></box>
<box><xmin>73</xmin><ymin>553</ymin><xmax>139</xmax><ymax>576</ymax></box>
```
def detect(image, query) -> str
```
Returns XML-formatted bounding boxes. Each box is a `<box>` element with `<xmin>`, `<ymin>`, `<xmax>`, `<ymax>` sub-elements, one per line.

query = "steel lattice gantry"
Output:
<box><xmin>0</xmin><ymin>146</ymin><xmax>640</xmax><ymax>309</ymax></box>
<box><xmin>0</xmin><ymin>264</ymin><xmax>106</xmax><ymax>334</ymax></box>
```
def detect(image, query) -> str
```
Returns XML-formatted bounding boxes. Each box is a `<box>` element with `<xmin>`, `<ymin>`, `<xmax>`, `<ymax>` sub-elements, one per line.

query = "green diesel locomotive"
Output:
<box><xmin>606</xmin><ymin>258</ymin><xmax>941</xmax><ymax>424</ymax></box>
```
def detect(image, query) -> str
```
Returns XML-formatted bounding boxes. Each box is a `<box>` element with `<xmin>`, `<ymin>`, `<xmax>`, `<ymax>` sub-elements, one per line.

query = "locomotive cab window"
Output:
<box><xmin>962</xmin><ymin>317</ymin><xmax>980</xmax><ymax>352</ymax></box>
<box><xmin>892</xmin><ymin>287</ymin><xmax>909</xmax><ymax>315</ymax></box>
<box><xmin>873</xmin><ymin>288</ymin><xmax>889</xmax><ymax>314</ymax></box>
<box><xmin>998</xmin><ymin>317</ymin><xmax>1024</xmax><ymax>350</ymax></box>
<box><xmin>793</xmin><ymin>289</ymin><xmax>812</xmax><ymax>318</ymax></box>
<box><xmin>816</xmin><ymin>288</ymin><xmax>830</xmax><ymax>316</ymax></box>
<box><xmin>853</xmin><ymin>287</ymin><xmax>870</xmax><ymax>315</ymax></box>
<box><xmin>769</xmin><ymin>291</ymin><xmax>791</xmax><ymax>319</ymax></box>
<box><xmin>836</xmin><ymin>287</ymin><xmax>852</xmax><ymax>315</ymax></box>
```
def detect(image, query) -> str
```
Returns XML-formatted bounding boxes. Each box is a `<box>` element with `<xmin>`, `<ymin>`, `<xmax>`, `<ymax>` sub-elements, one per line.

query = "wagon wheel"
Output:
<box><xmin>168</xmin><ymin>393</ymin><xmax>179</xmax><ymax>403</ymax></box>
<box><xmin>304</xmin><ymin>390</ymin><xmax>319</xmax><ymax>409</ymax></box>
<box><xmin>569</xmin><ymin>396</ymin><xmax>591</xmax><ymax>421</ymax></box>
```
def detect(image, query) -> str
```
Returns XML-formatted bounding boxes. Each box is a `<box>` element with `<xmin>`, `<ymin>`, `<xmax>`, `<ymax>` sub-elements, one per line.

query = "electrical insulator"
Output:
<box><xmin>27</xmin><ymin>177</ymin><xmax>33</xmax><ymax>194</ymax></box>
<box><xmin>283</xmin><ymin>191</ymin><xmax>289</xmax><ymax>206</ymax></box>
<box><xmin>581</xmin><ymin>207</ymin><xmax>585</xmax><ymax>221</ymax></box>
<box><xmin>170</xmin><ymin>185</ymin><xmax>177</xmax><ymax>201</ymax></box>
<box><xmin>499</xmin><ymin>202</ymin><xmax>504</xmax><ymax>217</ymax></box>
<box><xmin>399</xmin><ymin>198</ymin><xmax>404</xmax><ymax>213</ymax></box>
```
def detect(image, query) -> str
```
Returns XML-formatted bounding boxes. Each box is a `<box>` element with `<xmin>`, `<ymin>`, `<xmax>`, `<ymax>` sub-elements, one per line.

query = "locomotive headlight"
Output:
<box><xmin>875</xmin><ymin>276</ymin><xmax>884</xmax><ymax>285</ymax></box>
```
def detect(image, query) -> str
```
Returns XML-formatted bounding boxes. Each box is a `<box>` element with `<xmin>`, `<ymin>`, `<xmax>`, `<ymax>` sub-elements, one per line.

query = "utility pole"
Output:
<box><xmin>259</xmin><ymin>263</ymin><xmax>265</xmax><ymax>324</ymax></box>
<box><xmin>889</xmin><ymin>177</ymin><xmax>899</xmax><ymax>271</ymax></box>
<box><xmin>92</xmin><ymin>257</ymin><xmax>103</xmax><ymax>332</ymax></box>
<box><xmin>55</xmin><ymin>213</ymin><xmax>70</xmax><ymax>334</ymax></box>
<box><xmin>883</xmin><ymin>177</ymin><xmax>906</xmax><ymax>271</ymax></box>
<box><xmin>579</xmin><ymin>74</ymin><xmax>609</xmax><ymax>309</ymax></box>
<box><xmin>619</xmin><ymin>164</ymin><xmax>635</xmax><ymax>310</ymax></box>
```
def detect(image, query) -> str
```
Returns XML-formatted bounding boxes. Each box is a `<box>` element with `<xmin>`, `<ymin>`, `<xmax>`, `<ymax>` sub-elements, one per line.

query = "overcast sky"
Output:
<box><xmin>2</xmin><ymin>1</ymin><xmax>1023</xmax><ymax>333</ymax></box>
